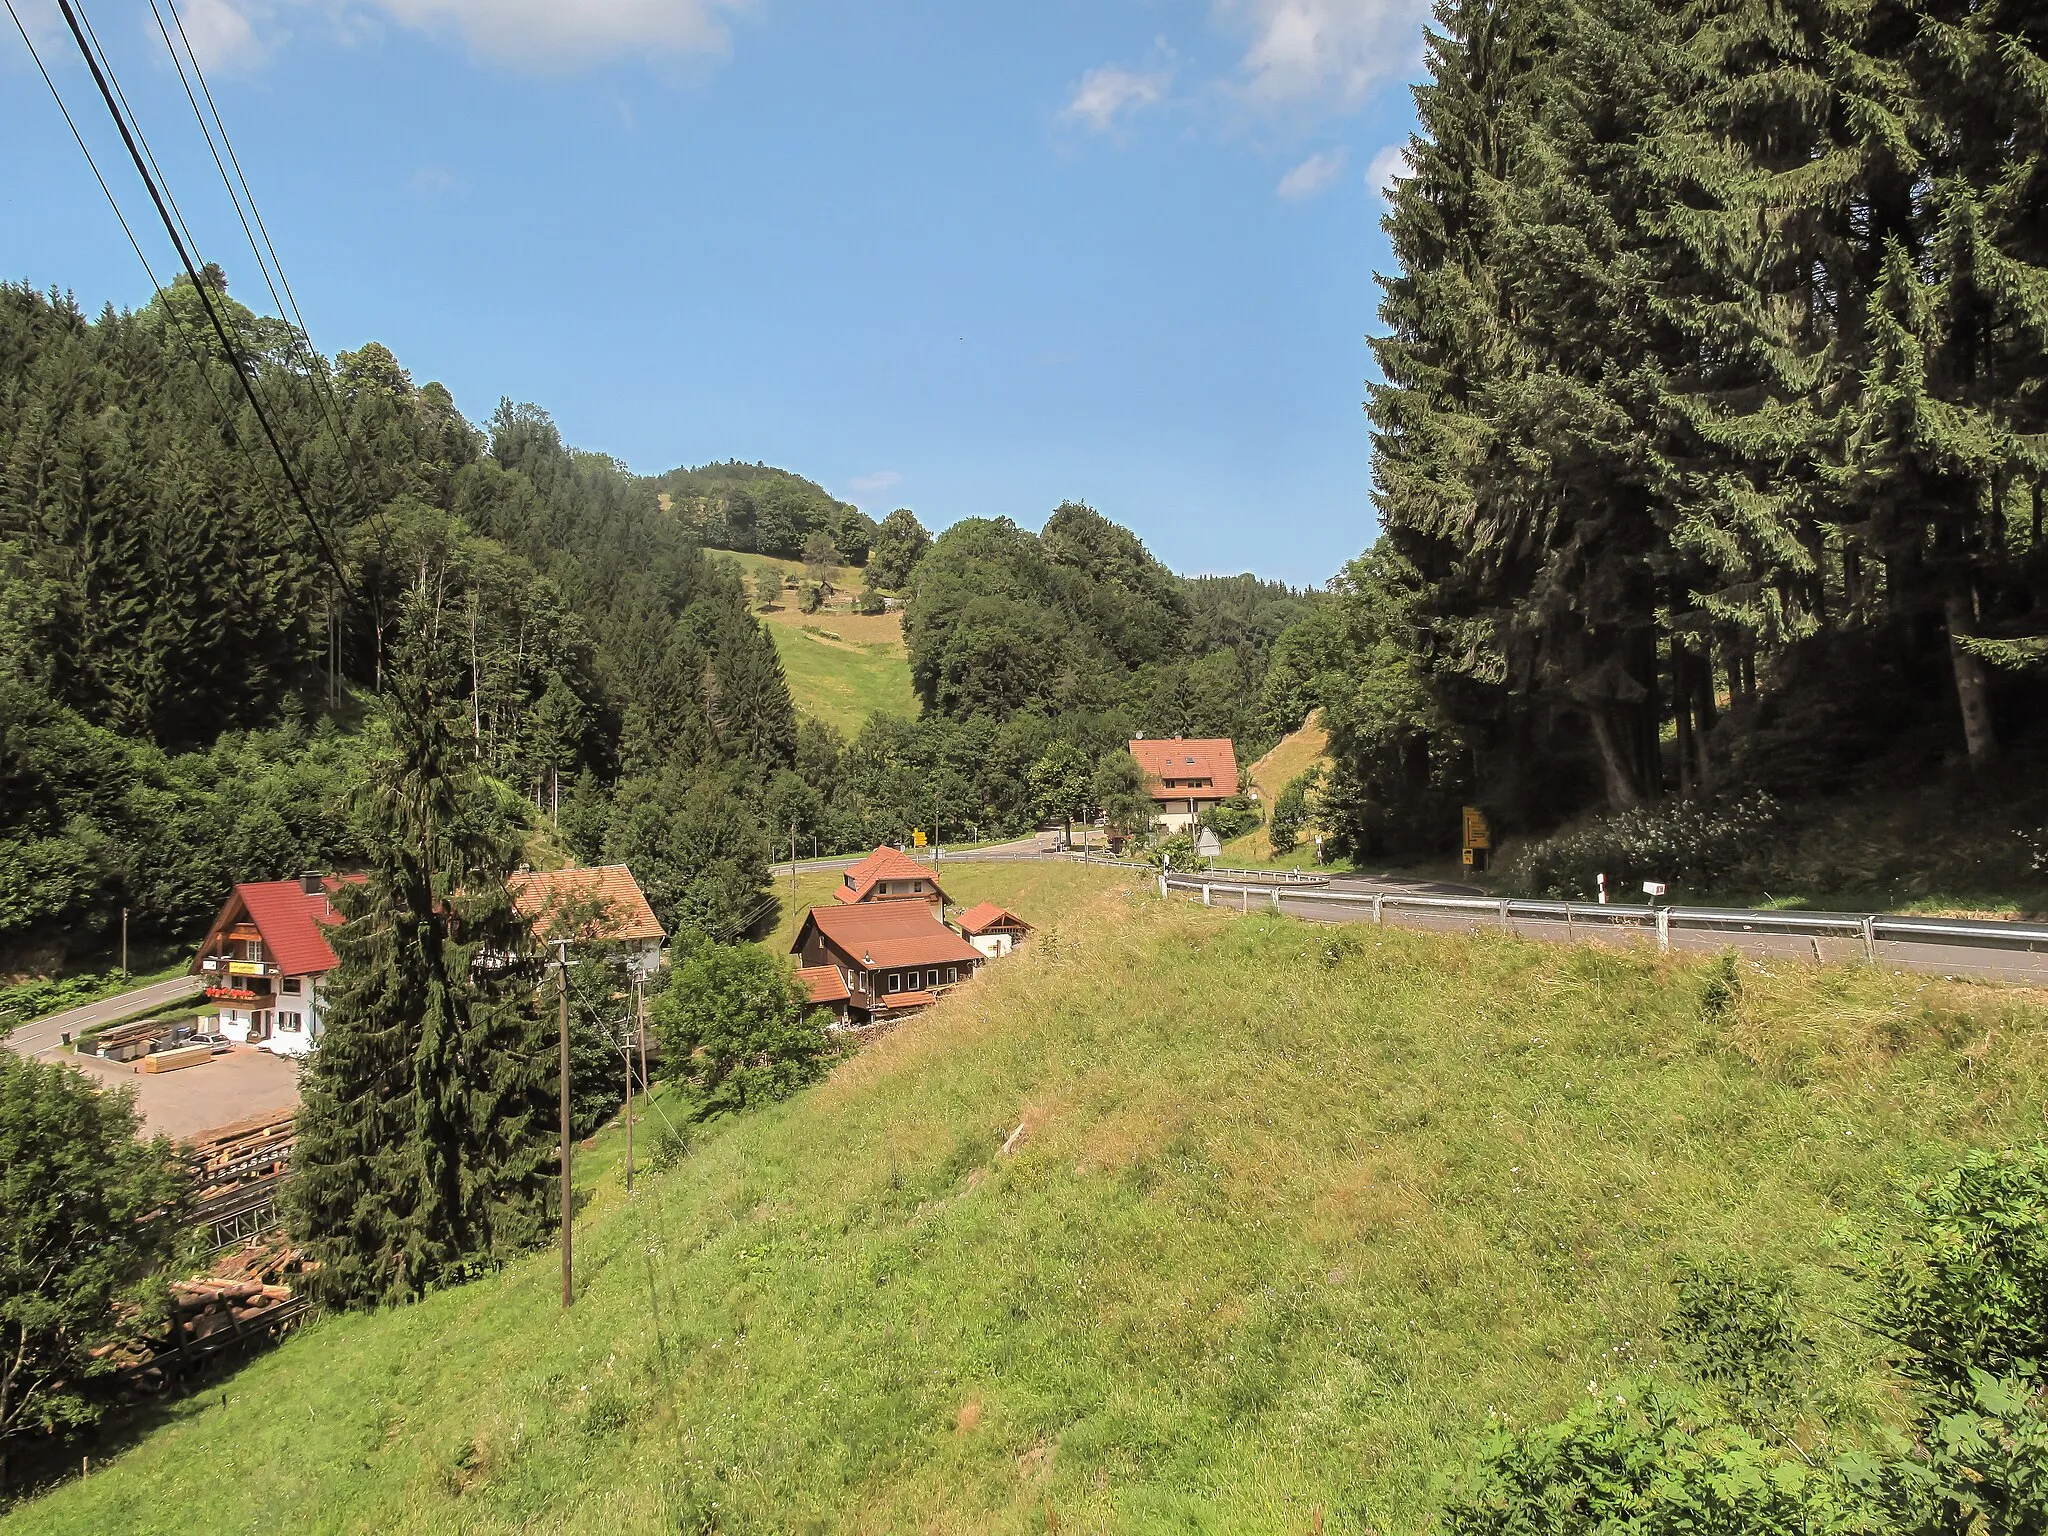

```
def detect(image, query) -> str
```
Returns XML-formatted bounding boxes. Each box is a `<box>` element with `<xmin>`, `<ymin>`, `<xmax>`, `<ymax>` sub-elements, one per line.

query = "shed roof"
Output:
<box><xmin>835</xmin><ymin>845</ymin><xmax>949</xmax><ymax>904</ymax></box>
<box><xmin>795</xmin><ymin>966</ymin><xmax>850</xmax><ymax>1006</ymax></box>
<box><xmin>511</xmin><ymin>865</ymin><xmax>665</xmax><ymax>945</ymax></box>
<box><xmin>794</xmin><ymin>901</ymin><xmax>983</xmax><ymax>970</ymax></box>
<box><xmin>954</xmin><ymin>901</ymin><xmax>1031</xmax><ymax>936</ymax></box>
<box><xmin>1128</xmin><ymin>737</ymin><xmax>1240</xmax><ymax>800</ymax></box>
<box><xmin>876</xmin><ymin>990</ymin><xmax>938</xmax><ymax>1011</ymax></box>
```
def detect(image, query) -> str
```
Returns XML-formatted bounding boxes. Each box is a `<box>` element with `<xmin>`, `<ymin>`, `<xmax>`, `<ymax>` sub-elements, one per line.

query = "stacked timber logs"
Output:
<box><xmin>93</xmin><ymin>1240</ymin><xmax>316</xmax><ymax>1394</ymax></box>
<box><xmin>184</xmin><ymin>1109</ymin><xmax>295</xmax><ymax>1249</ymax></box>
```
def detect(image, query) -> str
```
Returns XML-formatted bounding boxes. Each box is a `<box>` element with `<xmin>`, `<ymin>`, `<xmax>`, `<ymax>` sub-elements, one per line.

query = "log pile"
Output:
<box><xmin>96</xmin><ymin>1240</ymin><xmax>317</xmax><ymax>1393</ymax></box>
<box><xmin>184</xmin><ymin>1110</ymin><xmax>295</xmax><ymax>1247</ymax></box>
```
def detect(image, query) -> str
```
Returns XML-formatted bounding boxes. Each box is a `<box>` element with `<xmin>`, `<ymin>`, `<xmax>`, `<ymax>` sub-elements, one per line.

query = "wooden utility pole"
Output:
<box><xmin>624</xmin><ymin>975</ymin><xmax>640</xmax><ymax>1194</ymax></box>
<box><xmin>556</xmin><ymin>940</ymin><xmax>573</xmax><ymax>1309</ymax></box>
<box><xmin>120</xmin><ymin>908</ymin><xmax>128</xmax><ymax>976</ymax></box>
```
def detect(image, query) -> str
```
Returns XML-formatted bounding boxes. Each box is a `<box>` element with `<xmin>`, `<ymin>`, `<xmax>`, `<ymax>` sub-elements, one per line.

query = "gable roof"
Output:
<box><xmin>195</xmin><ymin>878</ymin><xmax>353</xmax><ymax>978</ymax></box>
<box><xmin>1129</xmin><ymin>737</ymin><xmax>1240</xmax><ymax>800</ymax></box>
<box><xmin>795</xmin><ymin>966</ymin><xmax>850</xmax><ymax>1006</ymax></box>
<box><xmin>793</xmin><ymin>901</ymin><xmax>983</xmax><ymax>969</ymax></box>
<box><xmin>511</xmin><ymin>865</ymin><xmax>665</xmax><ymax>945</ymax></box>
<box><xmin>835</xmin><ymin>845</ymin><xmax>950</xmax><ymax>904</ymax></box>
<box><xmin>954</xmin><ymin>901</ymin><xmax>1031</xmax><ymax>937</ymax></box>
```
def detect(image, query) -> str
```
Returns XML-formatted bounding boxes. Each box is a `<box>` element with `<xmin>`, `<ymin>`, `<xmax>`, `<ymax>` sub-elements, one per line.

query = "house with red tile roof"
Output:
<box><xmin>1128</xmin><ymin>737</ymin><xmax>1241</xmax><ymax>834</ymax></box>
<box><xmin>834</xmin><ymin>845</ymin><xmax>950</xmax><ymax>908</ymax></box>
<box><xmin>191</xmin><ymin>876</ymin><xmax>358</xmax><ymax>1057</ymax></box>
<box><xmin>511</xmin><ymin>864</ymin><xmax>665</xmax><ymax>977</ymax></box>
<box><xmin>790</xmin><ymin>900</ymin><xmax>984</xmax><ymax>1022</ymax></box>
<box><xmin>953</xmin><ymin>902</ymin><xmax>1032</xmax><ymax>959</ymax></box>
<box><xmin>795</xmin><ymin>966</ymin><xmax>851</xmax><ymax>1023</ymax></box>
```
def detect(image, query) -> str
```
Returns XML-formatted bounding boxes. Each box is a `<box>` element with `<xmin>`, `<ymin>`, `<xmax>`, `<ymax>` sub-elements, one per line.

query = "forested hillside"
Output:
<box><xmin>1262</xmin><ymin>0</ymin><xmax>2048</xmax><ymax>889</ymax></box>
<box><xmin>650</xmin><ymin>461</ymin><xmax>878</xmax><ymax>564</ymax></box>
<box><xmin>0</xmin><ymin>273</ymin><xmax>796</xmax><ymax>963</ymax></box>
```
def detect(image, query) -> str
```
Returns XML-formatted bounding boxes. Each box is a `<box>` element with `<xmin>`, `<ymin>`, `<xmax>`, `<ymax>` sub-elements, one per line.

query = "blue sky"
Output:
<box><xmin>3</xmin><ymin>0</ymin><xmax>1426</xmax><ymax>585</ymax></box>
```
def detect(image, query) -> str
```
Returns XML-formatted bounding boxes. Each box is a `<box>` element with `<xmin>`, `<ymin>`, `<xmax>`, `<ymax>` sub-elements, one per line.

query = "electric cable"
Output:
<box><xmin>146</xmin><ymin>0</ymin><xmax>399</xmax><ymax>576</ymax></box>
<box><xmin>4</xmin><ymin>0</ymin><xmax>161</xmax><ymax>292</ymax></box>
<box><xmin>4</xmin><ymin>0</ymin><xmax>294</xmax><ymax>527</ymax></box>
<box><xmin>54</xmin><ymin>0</ymin><xmax>357</xmax><ymax>601</ymax></box>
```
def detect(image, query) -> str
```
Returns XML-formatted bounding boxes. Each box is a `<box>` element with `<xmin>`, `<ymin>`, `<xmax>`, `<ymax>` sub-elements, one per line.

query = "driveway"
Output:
<box><xmin>57</xmin><ymin>1046</ymin><xmax>301</xmax><ymax>1140</ymax></box>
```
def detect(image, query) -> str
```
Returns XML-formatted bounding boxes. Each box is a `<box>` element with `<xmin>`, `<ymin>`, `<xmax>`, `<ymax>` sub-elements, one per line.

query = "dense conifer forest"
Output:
<box><xmin>1272</xmin><ymin>0</ymin><xmax>2048</xmax><ymax>887</ymax></box>
<box><xmin>0</xmin><ymin>272</ymin><xmax>793</xmax><ymax>960</ymax></box>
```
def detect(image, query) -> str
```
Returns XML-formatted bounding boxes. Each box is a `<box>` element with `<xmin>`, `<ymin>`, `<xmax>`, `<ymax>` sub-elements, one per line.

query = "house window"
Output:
<box><xmin>888</xmin><ymin>973</ymin><xmax>902</xmax><ymax>993</ymax></box>
<box><xmin>926</xmin><ymin>969</ymin><xmax>939</xmax><ymax>989</ymax></box>
<box><xmin>282</xmin><ymin>977</ymin><xmax>302</xmax><ymax>995</ymax></box>
<box><xmin>947</xmin><ymin>967</ymin><xmax>958</xmax><ymax>985</ymax></box>
<box><xmin>279</xmin><ymin>1012</ymin><xmax>303</xmax><ymax>1032</ymax></box>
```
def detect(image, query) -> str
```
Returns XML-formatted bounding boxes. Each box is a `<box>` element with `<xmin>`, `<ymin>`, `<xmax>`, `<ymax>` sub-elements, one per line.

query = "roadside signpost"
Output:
<box><xmin>1462</xmin><ymin>806</ymin><xmax>1491</xmax><ymax>872</ymax></box>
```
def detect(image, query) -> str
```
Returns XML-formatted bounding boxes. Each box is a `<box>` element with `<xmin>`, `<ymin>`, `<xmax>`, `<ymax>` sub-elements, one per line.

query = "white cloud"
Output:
<box><xmin>848</xmin><ymin>470</ymin><xmax>902</xmax><ymax>494</ymax></box>
<box><xmin>338</xmin><ymin>0</ymin><xmax>747</xmax><ymax>69</ymax></box>
<box><xmin>1061</xmin><ymin>64</ymin><xmax>1170</xmax><ymax>132</ymax></box>
<box><xmin>1366</xmin><ymin>141</ymin><xmax>1410</xmax><ymax>197</ymax></box>
<box><xmin>171</xmin><ymin>0</ymin><xmax>270</xmax><ymax>72</ymax></box>
<box><xmin>410</xmin><ymin>164</ymin><xmax>457</xmax><ymax>197</ymax></box>
<box><xmin>1220</xmin><ymin>0</ymin><xmax>1427</xmax><ymax>110</ymax></box>
<box><xmin>1276</xmin><ymin>145</ymin><xmax>1347</xmax><ymax>199</ymax></box>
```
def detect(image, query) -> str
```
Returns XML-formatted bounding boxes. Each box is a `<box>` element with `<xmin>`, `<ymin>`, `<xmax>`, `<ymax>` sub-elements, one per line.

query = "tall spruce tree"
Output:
<box><xmin>288</xmin><ymin>598</ymin><xmax>555</xmax><ymax>1307</ymax></box>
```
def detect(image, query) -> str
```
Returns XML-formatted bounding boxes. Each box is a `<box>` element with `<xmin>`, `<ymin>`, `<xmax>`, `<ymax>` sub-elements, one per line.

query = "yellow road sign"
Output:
<box><xmin>912</xmin><ymin>828</ymin><xmax>927</xmax><ymax>847</ymax></box>
<box><xmin>1462</xmin><ymin>805</ymin><xmax>1491</xmax><ymax>851</ymax></box>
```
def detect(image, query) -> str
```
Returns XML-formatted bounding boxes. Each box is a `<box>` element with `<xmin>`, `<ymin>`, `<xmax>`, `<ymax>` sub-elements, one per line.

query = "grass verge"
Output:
<box><xmin>10</xmin><ymin>890</ymin><xmax>2048</xmax><ymax>1533</ymax></box>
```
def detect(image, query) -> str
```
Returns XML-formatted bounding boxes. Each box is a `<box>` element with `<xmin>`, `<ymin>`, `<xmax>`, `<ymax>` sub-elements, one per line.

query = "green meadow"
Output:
<box><xmin>11</xmin><ymin>879</ymin><xmax>2048</xmax><ymax>1534</ymax></box>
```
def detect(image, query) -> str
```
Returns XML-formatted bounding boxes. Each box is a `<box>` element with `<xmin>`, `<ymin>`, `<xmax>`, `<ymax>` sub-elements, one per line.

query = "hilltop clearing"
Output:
<box><xmin>11</xmin><ymin>887</ymin><xmax>2048</xmax><ymax>1534</ymax></box>
<box><xmin>727</xmin><ymin>553</ymin><xmax>918</xmax><ymax>735</ymax></box>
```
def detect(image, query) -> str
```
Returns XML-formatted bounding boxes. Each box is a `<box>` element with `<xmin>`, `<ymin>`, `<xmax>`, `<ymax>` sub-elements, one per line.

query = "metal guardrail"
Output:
<box><xmin>1173</xmin><ymin>865</ymin><xmax>1331</xmax><ymax>887</ymax></box>
<box><xmin>1160</xmin><ymin>875</ymin><xmax>2048</xmax><ymax>959</ymax></box>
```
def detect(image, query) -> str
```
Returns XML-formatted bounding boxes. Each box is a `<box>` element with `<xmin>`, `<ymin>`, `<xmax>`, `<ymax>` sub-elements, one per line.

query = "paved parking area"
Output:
<box><xmin>54</xmin><ymin>1046</ymin><xmax>301</xmax><ymax>1140</ymax></box>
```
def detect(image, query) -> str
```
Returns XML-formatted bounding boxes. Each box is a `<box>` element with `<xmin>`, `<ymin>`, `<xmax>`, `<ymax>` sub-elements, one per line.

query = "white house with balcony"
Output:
<box><xmin>191</xmin><ymin>875</ymin><xmax>354</xmax><ymax>1058</ymax></box>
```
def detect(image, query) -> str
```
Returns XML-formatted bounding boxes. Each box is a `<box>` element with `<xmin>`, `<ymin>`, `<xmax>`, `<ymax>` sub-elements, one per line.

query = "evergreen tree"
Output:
<box><xmin>288</xmin><ymin>609</ymin><xmax>555</xmax><ymax>1307</ymax></box>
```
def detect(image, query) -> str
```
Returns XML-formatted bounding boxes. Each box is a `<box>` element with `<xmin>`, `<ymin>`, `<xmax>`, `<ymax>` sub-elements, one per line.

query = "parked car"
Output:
<box><xmin>189</xmin><ymin>1031</ymin><xmax>232</xmax><ymax>1054</ymax></box>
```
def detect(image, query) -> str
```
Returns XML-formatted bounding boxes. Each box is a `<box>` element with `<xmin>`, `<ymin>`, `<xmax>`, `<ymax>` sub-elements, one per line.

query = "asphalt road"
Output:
<box><xmin>1183</xmin><ymin>879</ymin><xmax>2048</xmax><ymax>986</ymax></box>
<box><xmin>4</xmin><ymin>974</ymin><xmax>206</xmax><ymax>1058</ymax></box>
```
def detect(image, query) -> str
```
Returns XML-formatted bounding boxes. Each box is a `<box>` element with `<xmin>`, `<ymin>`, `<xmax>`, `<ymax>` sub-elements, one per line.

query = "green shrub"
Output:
<box><xmin>1508</xmin><ymin>792</ymin><xmax>1784</xmax><ymax>900</ymax></box>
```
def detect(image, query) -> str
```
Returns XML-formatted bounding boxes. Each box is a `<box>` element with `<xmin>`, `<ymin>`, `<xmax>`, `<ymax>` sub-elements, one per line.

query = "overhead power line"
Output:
<box><xmin>53</xmin><ymin>0</ymin><xmax>357</xmax><ymax>602</ymax></box>
<box><xmin>4</xmin><ymin>0</ymin><xmax>160</xmax><ymax>289</ymax></box>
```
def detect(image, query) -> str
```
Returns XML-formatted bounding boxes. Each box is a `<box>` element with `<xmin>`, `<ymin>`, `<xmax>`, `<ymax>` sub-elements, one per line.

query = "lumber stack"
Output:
<box><xmin>96</xmin><ymin>1240</ymin><xmax>317</xmax><ymax>1393</ymax></box>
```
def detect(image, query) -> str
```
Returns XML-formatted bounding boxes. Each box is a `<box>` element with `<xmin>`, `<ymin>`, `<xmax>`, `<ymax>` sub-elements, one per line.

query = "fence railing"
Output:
<box><xmin>1159</xmin><ymin>875</ymin><xmax>2048</xmax><ymax>961</ymax></box>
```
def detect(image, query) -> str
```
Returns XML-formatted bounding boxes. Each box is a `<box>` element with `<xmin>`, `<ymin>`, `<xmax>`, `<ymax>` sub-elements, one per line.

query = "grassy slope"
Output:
<box><xmin>760</xmin><ymin>861</ymin><xmax>1130</xmax><ymax>954</ymax></box>
<box><xmin>13</xmin><ymin>890</ymin><xmax>2048</xmax><ymax>1533</ymax></box>
<box><xmin>1224</xmin><ymin>713</ymin><xmax>1337</xmax><ymax>868</ymax></box>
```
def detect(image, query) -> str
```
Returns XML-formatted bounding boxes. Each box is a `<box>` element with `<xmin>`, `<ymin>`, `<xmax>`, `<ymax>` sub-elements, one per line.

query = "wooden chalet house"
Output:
<box><xmin>510</xmin><ymin>864</ymin><xmax>665</xmax><ymax>978</ymax></box>
<box><xmin>954</xmin><ymin>902</ymin><xmax>1032</xmax><ymax>959</ymax></box>
<box><xmin>791</xmin><ymin>901</ymin><xmax>984</xmax><ymax>1023</ymax></box>
<box><xmin>1128</xmin><ymin>737</ymin><xmax>1241</xmax><ymax>834</ymax></box>
<box><xmin>192</xmin><ymin>876</ymin><xmax>355</xmax><ymax>1058</ymax></box>
<box><xmin>834</xmin><ymin>845</ymin><xmax>950</xmax><ymax>909</ymax></box>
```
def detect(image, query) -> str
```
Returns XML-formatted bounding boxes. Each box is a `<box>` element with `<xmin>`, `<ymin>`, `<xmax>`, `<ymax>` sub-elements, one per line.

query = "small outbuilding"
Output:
<box><xmin>953</xmin><ymin>902</ymin><xmax>1032</xmax><ymax>959</ymax></box>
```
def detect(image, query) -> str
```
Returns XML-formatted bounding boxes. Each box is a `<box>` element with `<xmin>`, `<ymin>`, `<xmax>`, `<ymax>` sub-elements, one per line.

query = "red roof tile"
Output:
<box><xmin>876</xmin><ymin>990</ymin><xmax>938</xmax><ymax>1011</ymax></box>
<box><xmin>834</xmin><ymin>845</ymin><xmax>950</xmax><ymax>905</ymax></box>
<box><xmin>794</xmin><ymin>901</ymin><xmax>984</xmax><ymax>970</ymax></box>
<box><xmin>796</xmin><ymin>966</ymin><xmax>850</xmax><ymax>1005</ymax></box>
<box><xmin>202</xmin><ymin>878</ymin><xmax>353</xmax><ymax>978</ymax></box>
<box><xmin>511</xmin><ymin>865</ymin><xmax>665</xmax><ymax>944</ymax></box>
<box><xmin>1129</xmin><ymin>738</ymin><xmax>1240</xmax><ymax>800</ymax></box>
<box><xmin>954</xmin><ymin>901</ymin><xmax>1031</xmax><ymax>936</ymax></box>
